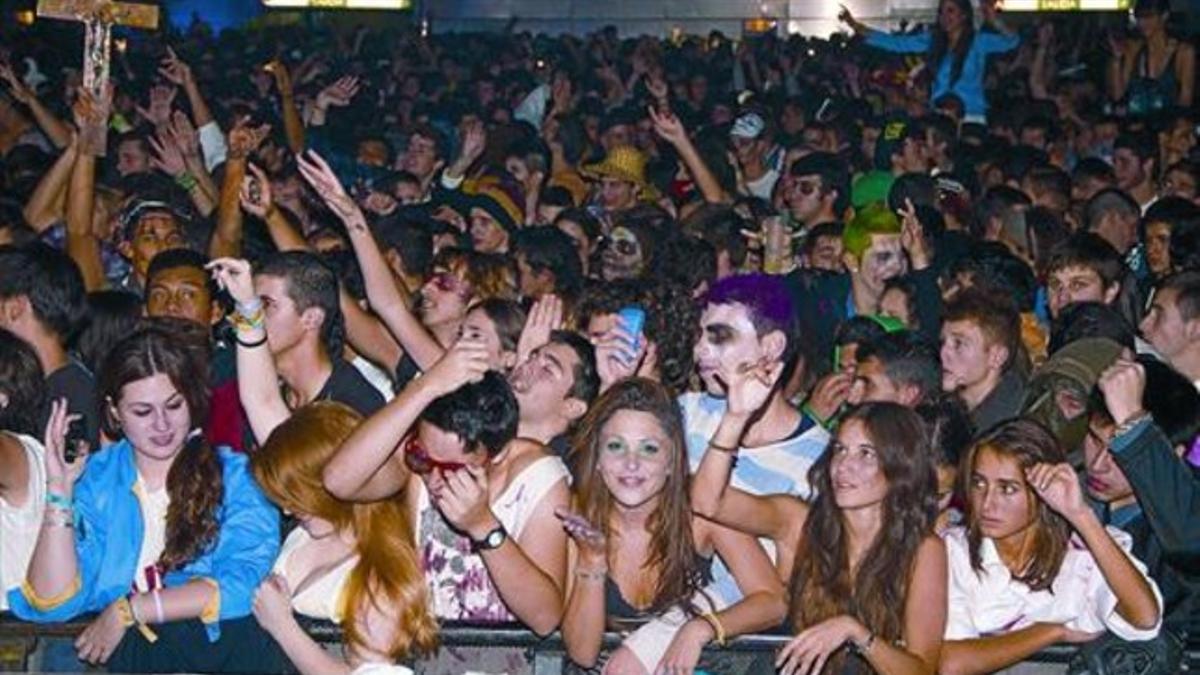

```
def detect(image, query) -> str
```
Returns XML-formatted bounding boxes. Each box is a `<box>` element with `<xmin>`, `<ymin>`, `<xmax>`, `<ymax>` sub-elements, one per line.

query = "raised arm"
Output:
<box><xmin>66</xmin><ymin>88</ymin><xmax>108</xmax><ymax>292</ymax></box>
<box><xmin>0</xmin><ymin>62</ymin><xmax>71</xmax><ymax>149</ymax></box>
<box><xmin>298</xmin><ymin>150</ymin><xmax>445</xmax><ymax>370</ymax></box>
<box><xmin>209</xmin><ymin>119</ymin><xmax>271</xmax><ymax>260</ymax></box>
<box><xmin>648</xmin><ymin>105</ymin><xmax>730</xmax><ymax>204</ymax></box>
<box><xmin>22</xmin><ymin>137</ymin><xmax>77</xmax><ymax>232</ymax></box>
<box><xmin>268</xmin><ymin>61</ymin><xmax>306</xmax><ymax>154</ymax></box>
<box><xmin>1027</xmin><ymin>461</ymin><xmax>1160</xmax><ymax>630</ymax></box>
<box><xmin>322</xmin><ymin>338</ymin><xmax>489</xmax><ymax>501</ymax></box>
<box><xmin>690</xmin><ymin>358</ymin><xmax>804</xmax><ymax>544</ymax></box>
<box><xmin>208</xmin><ymin>258</ymin><xmax>292</xmax><ymax>444</ymax></box>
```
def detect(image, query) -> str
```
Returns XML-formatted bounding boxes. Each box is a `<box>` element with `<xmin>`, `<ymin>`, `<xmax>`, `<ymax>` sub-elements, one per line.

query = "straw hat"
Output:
<box><xmin>581</xmin><ymin>145</ymin><xmax>659</xmax><ymax>200</ymax></box>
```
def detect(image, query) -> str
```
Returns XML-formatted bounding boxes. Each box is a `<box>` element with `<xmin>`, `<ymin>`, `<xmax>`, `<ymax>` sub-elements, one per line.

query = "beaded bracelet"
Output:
<box><xmin>45</xmin><ymin>491</ymin><xmax>73</xmax><ymax>510</ymax></box>
<box><xmin>174</xmin><ymin>172</ymin><xmax>198</xmax><ymax>192</ymax></box>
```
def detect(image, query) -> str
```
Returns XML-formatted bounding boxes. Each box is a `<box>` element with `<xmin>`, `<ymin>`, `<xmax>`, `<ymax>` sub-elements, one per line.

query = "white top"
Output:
<box><xmin>132</xmin><ymin>477</ymin><xmax>170</xmax><ymax>593</ymax></box>
<box><xmin>273</xmin><ymin>527</ymin><xmax>358</xmax><ymax>622</ymax></box>
<box><xmin>743</xmin><ymin>167</ymin><xmax>781</xmax><ymax>202</ymax></box>
<box><xmin>0</xmin><ymin>433</ymin><xmax>46</xmax><ymax>611</ymax></box>
<box><xmin>417</xmin><ymin>454</ymin><xmax>569</xmax><ymax>621</ymax></box>
<box><xmin>943</xmin><ymin>526</ymin><xmax>1163</xmax><ymax>642</ymax></box>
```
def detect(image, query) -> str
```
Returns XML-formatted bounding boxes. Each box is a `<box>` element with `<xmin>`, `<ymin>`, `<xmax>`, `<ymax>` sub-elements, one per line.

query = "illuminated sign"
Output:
<box><xmin>998</xmin><ymin>0</ymin><xmax>1131</xmax><ymax>10</ymax></box>
<box><xmin>262</xmin><ymin>0</ymin><xmax>410</xmax><ymax>8</ymax></box>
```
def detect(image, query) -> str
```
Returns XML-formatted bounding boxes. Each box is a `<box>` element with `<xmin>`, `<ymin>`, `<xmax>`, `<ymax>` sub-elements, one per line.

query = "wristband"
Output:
<box><xmin>700</xmin><ymin>612</ymin><xmax>727</xmax><ymax>647</ymax></box>
<box><xmin>46</xmin><ymin>491</ymin><xmax>73</xmax><ymax>510</ymax></box>
<box><xmin>235</xmin><ymin>332</ymin><xmax>268</xmax><ymax>349</ymax></box>
<box><xmin>174</xmin><ymin>172</ymin><xmax>198</xmax><ymax>191</ymax></box>
<box><xmin>128</xmin><ymin>593</ymin><xmax>145</xmax><ymax>624</ymax></box>
<box><xmin>851</xmin><ymin>630</ymin><xmax>875</xmax><ymax>654</ymax></box>
<box><xmin>114</xmin><ymin>597</ymin><xmax>136</xmax><ymax>627</ymax></box>
<box><xmin>236</xmin><ymin>297</ymin><xmax>263</xmax><ymax>315</ymax></box>
<box><xmin>153</xmin><ymin>589</ymin><xmax>165</xmax><ymax>624</ymax></box>
<box><xmin>1112</xmin><ymin>411</ymin><xmax>1151</xmax><ymax>439</ymax></box>
<box><xmin>708</xmin><ymin>438</ymin><xmax>738</xmax><ymax>454</ymax></box>
<box><xmin>801</xmin><ymin>403</ymin><xmax>832</xmax><ymax>430</ymax></box>
<box><xmin>574</xmin><ymin>568</ymin><xmax>607</xmax><ymax>583</ymax></box>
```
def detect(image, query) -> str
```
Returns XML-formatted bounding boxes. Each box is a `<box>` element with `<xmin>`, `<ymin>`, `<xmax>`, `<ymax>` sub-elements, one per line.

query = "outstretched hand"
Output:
<box><xmin>296</xmin><ymin>150</ymin><xmax>365</xmax><ymax>228</ymax></box>
<box><xmin>648</xmin><ymin>105</ymin><xmax>687</xmax><ymax>147</ymax></box>
<box><xmin>239</xmin><ymin>163</ymin><xmax>275</xmax><ymax>219</ymax></box>
<box><xmin>207</xmin><ymin>257</ymin><xmax>257</xmax><ymax>305</ymax></box>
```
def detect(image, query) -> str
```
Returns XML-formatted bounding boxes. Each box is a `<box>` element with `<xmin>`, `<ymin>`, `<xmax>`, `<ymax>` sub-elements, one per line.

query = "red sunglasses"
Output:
<box><xmin>403</xmin><ymin>435</ymin><xmax>467</xmax><ymax>476</ymax></box>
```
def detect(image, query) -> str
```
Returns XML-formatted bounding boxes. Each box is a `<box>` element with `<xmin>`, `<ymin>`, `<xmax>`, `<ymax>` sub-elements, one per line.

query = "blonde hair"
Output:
<box><xmin>253</xmin><ymin>402</ymin><xmax>438</xmax><ymax>660</ymax></box>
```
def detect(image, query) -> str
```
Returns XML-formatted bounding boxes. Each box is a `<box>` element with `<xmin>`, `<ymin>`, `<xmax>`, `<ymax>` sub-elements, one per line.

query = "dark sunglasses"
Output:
<box><xmin>403</xmin><ymin>435</ymin><xmax>467</xmax><ymax>476</ymax></box>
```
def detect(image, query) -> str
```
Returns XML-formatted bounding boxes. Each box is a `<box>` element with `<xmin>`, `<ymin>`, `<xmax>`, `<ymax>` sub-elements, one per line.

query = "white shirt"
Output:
<box><xmin>943</xmin><ymin>526</ymin><xmax>1163</xmax><ymax>642</ymax></box>
<box><xmin>0</xmin><ymin>433</ymin><xmax>46</xmax><ymax>611</ymax></box>
<box><xmin>132</xmin><ymin>478</ymin><xmax>170</xmax><ymax>593</ymax></box>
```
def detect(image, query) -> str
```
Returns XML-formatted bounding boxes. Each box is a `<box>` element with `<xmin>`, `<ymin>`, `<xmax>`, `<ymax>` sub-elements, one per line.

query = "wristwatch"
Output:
<box><xmin>471</xmin><ymin>525</ymin><xmax>508</xmax><ymax>552</ymax></box>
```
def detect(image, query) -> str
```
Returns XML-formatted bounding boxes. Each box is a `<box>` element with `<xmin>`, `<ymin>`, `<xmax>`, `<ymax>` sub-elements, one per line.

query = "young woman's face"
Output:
<box><xmin>598</xmin><ymin>409</ymin><xmax>673</xmax><ymax>510</ymax></box>
<box><xmin>938</xmin><ymin>0</ymin><xmax>968</xmax><ymax>34</ymax></box>
<box><xmin>418</xmin><ymin>266</ymin><xmax>472</xmax><ymax>327</ymax></box>
<box><xmin>829</xmin><ymin>419</ymin><xmax>889</xmax><ymax>510</ymax></box>
<box><xmin>461</xmin><ymin>307</ymin><xmax>513</xmax><ymax>371</ymax></box>
<box><xmin>968</xmin><ymin>446</ymin><xmax>1037</xmax><ymax>540</ymax></box>
<box><xmin>114</xmin><ymin>372</ymin><xmax>192</xmax><ymax>462</ymax></box>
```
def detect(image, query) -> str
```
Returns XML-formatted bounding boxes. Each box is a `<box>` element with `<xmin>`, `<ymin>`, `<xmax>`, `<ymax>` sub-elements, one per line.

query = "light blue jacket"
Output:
<box><xmin>866</xmin><ymin>28</ymin><xmax>1020</xmax><ymax>120</ymax></box>
<box><xmin>7</xmin><ymin>440</ymin><xmax>280</xmax><ymax>641</ymax></box>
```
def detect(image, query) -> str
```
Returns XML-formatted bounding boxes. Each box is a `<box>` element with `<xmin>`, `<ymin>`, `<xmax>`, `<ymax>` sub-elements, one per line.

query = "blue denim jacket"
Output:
<box><xmin>7</xmin><ymin>440</ymin><xmax>280</xmax><ymax>641</ymax></box>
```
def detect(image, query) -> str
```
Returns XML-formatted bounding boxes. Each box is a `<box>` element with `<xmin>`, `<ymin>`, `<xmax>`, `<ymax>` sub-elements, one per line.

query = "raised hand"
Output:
<box><xmin>316</xmin><ymin>75</ymin><xmax>360</xmax><ymax>110</ymax></box>
<box><xmin>226</xmin><ymin>116</ymin><xmax>272</xmax><ymax>160</ymax></box>
<box><xmin>148</xmin><ymin>130</ymin><xmax>187</xmax><ymax>178</ymax></box>
<box><xmin>648</xmin><ymin>104</ymin><xmax>687</xmax><ymax>147</ymax></box>
<box><xmin>264</xmin><ymin>60</ymin><xmax>293</xmax><ymax>97</ymax></box>
<box><xmin>0</xmin><ymin>62</ymin><xmax>34</xmax><ymax>104</ymax></box>
<box><xmin>432</xmin><ymin>465</ymin><xmax>495</xmax><ymax>539</ymax></box>
<box><xmin>516</xmin><ymin>294</ymin><xmax>564</xmax><ymax>365</ymax></box>
<box><xmin>458</xmin><ymin>118</ymin><xmax>487</xmax><ymax>166</ymax></box>
<box><xmin>43</xmin><ymin>398</ymin><xmax>88</xmax><ymax>489</ymax></box>
<box><xmin>239</xmin><ymin>163</ymin><xmax>275</xmax><ymax>219</ymax></box>
<box><xmin>594</xmin><ymin>324</ymin><xmax>645</xmax><ymax>392</ymax></box>
<box><xmin>1027</xmin><ymin>462</ymin><xmax>1090</xmax><ymax>525</ymax></box>
<box><xmin>157</xmin><ymin>47</ymin><xmax>193</xmax><ymax>87</ymax></box>
<box><xmin>425</xmin><ymin>335</ymin><xmax>491</xmax><ymax>396</ymax></box>
<box><xmin>206</xmin><ymin>257</ymin><xmax>257</xmax><ymax>305</ymax></box>
<box><xmin>71</xmin><ymin>82</ymin><xmax>112</xmax><ymax>155</ymax></box>
<box><xmin>252</xmin><ymin>574</ymin><xmax>296</xmax><ymax>637</ymax></box>
<box><xmin>898</xmin><ymin>197</ymin><xmax>929</xmax><ymax>269</ymax></box>
<box><xmin>295</xmin><ymin>150</ymin><xmax>364</xmax><ymax>227</ymax></box>
<box><xmin>722</xmin><ymin>357</ymin><xmax>784</xmax><ymax>419</ymax></box>
<box><xmin>1097</xmin><ymin>358</ymin><xmax>1146</xmax><ymax>427</ymax></box>
<box><xmin>136</xmin><ymin>84</ymin><xmax>177</xmax><ymax>128</ymax></box>
<box><xmin>805</xmin><ymin>371</ymin><xmax>852</xmax><ymax>424</ymax></box>
<box><xmin>166</xmin><ymin>110</ymin><xmax>200</xmax><ymax>161</ymax></box>
<box><xmin>555</xmin><ymin>508</ymin><xmax>607</xmax><ymax>568</ymax></box>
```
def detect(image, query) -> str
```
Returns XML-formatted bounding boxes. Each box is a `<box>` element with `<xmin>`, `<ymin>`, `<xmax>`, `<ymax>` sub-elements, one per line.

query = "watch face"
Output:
<box><xmin>485</xmin><ymin>529</ymin><xmax>506</xmax><ymax>548</ymax></box>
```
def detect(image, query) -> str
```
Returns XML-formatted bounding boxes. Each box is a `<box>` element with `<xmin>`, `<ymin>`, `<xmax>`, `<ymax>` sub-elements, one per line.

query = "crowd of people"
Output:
<box><xmin>0</xmin><ymin>0</ymin><xmax>1198</xmax><ymax>672</ymax></box>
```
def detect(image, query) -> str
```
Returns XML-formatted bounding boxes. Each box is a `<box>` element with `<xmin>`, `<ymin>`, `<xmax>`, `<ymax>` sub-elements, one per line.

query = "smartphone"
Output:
<box><xmin>617</xmin><ymin>306</ymin><xmax>645</xmax><ymax>354</ymax></box>
<box><xmin>64</xmin><ymin>418</ymin><xmax>88</xmax><ymax>463</ymax></box>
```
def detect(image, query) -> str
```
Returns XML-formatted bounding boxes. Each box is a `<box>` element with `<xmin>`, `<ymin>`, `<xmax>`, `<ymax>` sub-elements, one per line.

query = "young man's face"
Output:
<box><xmin>785</xmin><ymin>174</ymin><xmax>829</xmax><ymax>226</ymax></box>
<box><xmin>693</xmin><ymin>302</ymin><xmax>777</xmax><ymax>397</ymax></box>
<box><xmin>849</xmin><ymin>234</ymin><xmax>907</xmax><ymax>298</ymax></box>
<box><xmin>254</xmin><ymin>274</ymin><xmax>310</xmax><ymax>356</ymax></box>
<box><xmin>400</xmin><ymin>133</ymin><xmax>441</xmax><ymax>182</ymax></box>
<box><xmin>1161</xmin><ymin>168</ymin><xmax>1198</xmax><ymax>202</ymax></box>
<box><xmin>1112</xmin><ymin>147</ymin><xmax>1147</xmax><ymax>191</ymax></box>
<box><xmin>508</xmin><ymin>341</ymin><xmax>582</xmax><ymax>425</ymax></box>
<box><xmin>1046</xmin><ymin>265</ymin><xmax>1118</xmax><ymax>318</ymax></box>
<box><xmin>123</xmin><ymin>213</ymin><xmax>186</xmax><ymax>279</ymax></box>
<box><xmin>469</xmin><ymin>209</ymin><xmax>510</xmax><ymax>254</ymax></box>
<box><xmin>1140</xmin><ymin>287</ymin><xmax>1193</xmax><ymax>360</ymax></box>
<box><xmin>1083</xmin><ymin>415</ymin><xmax>1135</xmax><ymax>505</ymax></box>
<box><xmin>146</xmin><ymin>265</ymin><xmax>218</xmax><ymax>327</ymax></box>
<box><xmin>940</xmin><ymin>319</ymin><xmax>999</xmax><ymax>393</ymax></box>
<box><xmin>1144</xmin><ymin>221</ymin><xmax>1172</xmax><ymax>276</ymax></box>
<box><xmin>598</xmin><ymin>176</ymin><xmax>637</xmax><ymax>211</ymax></box>
<box><xmin>894</xmin><ymin>137</ymin><xmax>927</xmax><ymax>174</ymax></box>
<box><xmin>847</xmin><ymin>356</ymin><xmax>908</xmax><ymax>406</ymax></box>
<box><xmin>116</xmin><ymin>138</ymin><xmax>151</xmax><ymax>177</ymax></box>
<box><xmin>807</xmin><ymin>234</ymin><xmax>844</xmax><ymax>272</ymax></box>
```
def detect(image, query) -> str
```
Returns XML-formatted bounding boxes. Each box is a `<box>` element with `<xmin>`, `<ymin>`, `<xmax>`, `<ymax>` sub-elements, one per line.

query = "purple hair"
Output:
<box><xmin>702</xmin><ymin>273</ymin><xmax>797</xmax><ymax>341</ymax></box>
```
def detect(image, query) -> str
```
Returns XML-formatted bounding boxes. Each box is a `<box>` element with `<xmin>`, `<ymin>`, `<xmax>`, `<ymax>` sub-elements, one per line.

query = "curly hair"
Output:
<box><xmin>790</xmin><ymin>403</ymin><xmax>937</xmax><ymax>658</ymax></box>
<box><xmin>0</xmin><ymin>328</ymin><xmax>45</xmax><ymax>436</ymax></box>
<box><xmin>98</xmin><ymin>327</ymin><xmax>221</xmax><ymax>572</ymax></box>
<box><xmin>568</xmin><ymin>378</ymin><xmax>704</xmax><ymax>615</ymax></box>
<box><xmin>576</xmin><ymin>278</ymin><xmax>699</xmax><ymax>393</ymax></box>
<box><xmin>254</xmin><ymin>402</ymin><xmax>438</xmax><ymax>660</ymax></box>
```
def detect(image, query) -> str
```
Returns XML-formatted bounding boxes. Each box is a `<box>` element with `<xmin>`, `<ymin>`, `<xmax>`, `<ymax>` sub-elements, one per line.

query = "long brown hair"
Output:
<box><xmin>568</xmin><ymin>378</ymin><xmax>702</xmax><ymax>614</ymax></box>
<box><xmin>790</xmin><ymin>403</ymin><xmax>937</xmax><ymax>645</ymax></box>
<box><xmin>98</xmin><ymin>327</ymin><xmax>219</xmax><ymax>572</ymax></box>
<box><xmin>961</xmin><ymin>418</ymin><xmax>1070</xmax><ymax>592</ymax></box>
<box><xmin>253</xmin><ymin>402</ymin><xmax>438</xmax><ymax>660</ymax></box>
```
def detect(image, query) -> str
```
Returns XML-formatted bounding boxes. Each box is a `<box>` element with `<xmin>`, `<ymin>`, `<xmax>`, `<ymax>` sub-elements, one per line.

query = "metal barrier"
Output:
<box><xmin>1</xmin><ymin>615</ymin><xmax>1196</xmax><ymax>673</ymax></box>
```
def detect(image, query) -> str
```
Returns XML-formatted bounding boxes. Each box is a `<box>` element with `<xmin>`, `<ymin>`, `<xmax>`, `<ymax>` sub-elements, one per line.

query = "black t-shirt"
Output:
<box><xmin>316</xmin><ymin>359</ymin><xmax>386</xmax><ymax>417</ymax></box>
<box><xmin>45</xmin><ymin>360</ymin><xmax>99</xmax><ymax>450</ymax></box>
